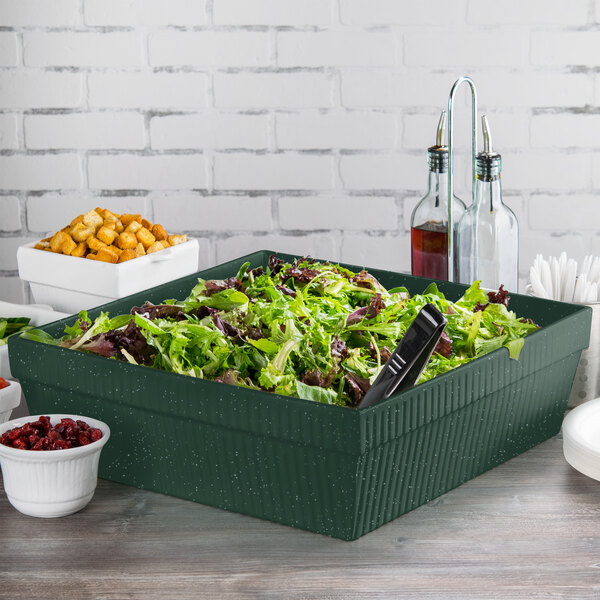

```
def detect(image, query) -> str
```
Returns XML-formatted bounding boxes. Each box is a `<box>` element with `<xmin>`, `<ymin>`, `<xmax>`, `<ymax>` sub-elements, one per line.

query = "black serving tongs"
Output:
<box><xmin>357</xmin><ymin>303</ymin><xmax>448</xmax><ymax>409</ymax></box>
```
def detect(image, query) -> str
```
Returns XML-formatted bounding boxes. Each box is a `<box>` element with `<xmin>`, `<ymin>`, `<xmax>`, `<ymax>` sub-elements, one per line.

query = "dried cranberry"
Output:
<box><xmin>77</xmin><ymin>432</ymin><xmax>91</xmax><ymax>446</ymax></box>
<box><xmin>13</xmin><ymin>438</ymin><xmax>28</xmax><ymax>450</ymax></box>
<box><xmin>90</xmin><ymin>429</ymin><xmax>103</xmax><ymax>442</ymax></box>
<box><xmin>0</xmin><ymin>416</ymin><xmax>103</xmax><ymax>451</ymax></box>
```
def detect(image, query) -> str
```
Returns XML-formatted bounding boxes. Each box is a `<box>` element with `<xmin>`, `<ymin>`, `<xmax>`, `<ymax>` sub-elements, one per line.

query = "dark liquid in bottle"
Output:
<box><xmin>411</xmin><ymin>222</ymin><xmax>448</xmax><ymax>280</ymax></box>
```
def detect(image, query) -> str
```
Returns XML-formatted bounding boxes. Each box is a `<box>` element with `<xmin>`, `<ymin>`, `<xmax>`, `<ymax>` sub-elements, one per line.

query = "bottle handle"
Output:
<box><xmin>447</xmin><ymin>77</ymin><xmax>478</xmax><ymax>283</ymax></box>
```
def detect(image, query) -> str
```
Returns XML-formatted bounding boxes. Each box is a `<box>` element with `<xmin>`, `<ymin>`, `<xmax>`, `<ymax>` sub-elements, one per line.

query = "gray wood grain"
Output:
<box><xmin>1</xmin><ymin>436</ymin><xmax>600</xmax><ymax>600</ymax></box>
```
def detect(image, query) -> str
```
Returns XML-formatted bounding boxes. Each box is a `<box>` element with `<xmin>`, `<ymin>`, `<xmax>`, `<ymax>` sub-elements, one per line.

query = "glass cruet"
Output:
<box><xmin>457</xmin><ymin>115</ymin><xmax>519</xmax><ymax>291</ymax></box>
<box><xmin>410</xmin><ymin>111</ymin><xmax>467</xmax><ymax>281</ymax></box>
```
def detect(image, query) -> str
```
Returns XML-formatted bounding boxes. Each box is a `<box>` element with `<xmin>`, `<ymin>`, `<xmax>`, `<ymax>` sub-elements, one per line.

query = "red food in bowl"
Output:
<box><xmin>0</xmin><ymin>415</ymin><xmax>103</xmax><ymax>451</ymax></box>
<box><xmin>0</xmin><ymin>377</ymin><xmax>9</xmax><ymax>390</ymax></box>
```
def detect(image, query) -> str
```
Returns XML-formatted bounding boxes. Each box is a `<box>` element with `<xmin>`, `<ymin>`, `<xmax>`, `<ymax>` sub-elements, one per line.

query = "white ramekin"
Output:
<box><xmin>0</xmin><ymin>414</ymin><xmax>110</xmax><ymax>518</ymax></box>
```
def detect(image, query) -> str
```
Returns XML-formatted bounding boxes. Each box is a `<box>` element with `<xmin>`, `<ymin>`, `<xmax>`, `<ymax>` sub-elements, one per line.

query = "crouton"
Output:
<box><xmin>124</xmin><ymin>220</ymin><xmax>142</xmax><ymax>234</ymax></box>
<box><xmin>136</xmin><ymin>227</ymin><xmax>155</xmax><ymax>249</ymax></box>
<box><xmin>96</xmin><ymin>246</ymin><xmax>119</xmax><ymax>264</ymax></box>
<box><xmin>151</xmin><ymin>223</ymin><xmax>168</xmax><ymax>241</ymax></box>
<box><xmin>146</xmin><ymin>241</ymin><xmax>166</xmax><ymax>254</ymax></box>
<box><xmin>168</xmin><ymin>234</ymin><xmax>188</xmax><ymax>246</ymax></box>
<box><xmin>87</xmin><ymin>236</ymin><xmax>107</xmax><ymax>252</ymax></box>
<box><xmin>34</xmin><ymin>207</ymin><xmax>189</xmax><ymax>266</ymax></box>
<box><xmin>118</xmin><ymin>249</ymin><xmax>137</xmax><ymax>263</ymax></box>
<box><xmin>60</xmin><ymin>235</ymin><xmax>77</xmax><ymax>256</ymax></box>
<box><xmin>97</xmin><ymin>225</ymin><xmax>118</xmax><ymax>246</ymax></box>
<box><xmin>82</xmin><ymin>209</ymin><xmax>104</xmax><ymax>231</ymax></box>
<box><xmin>70</xmin><ymin>214</ymin><xmax>84</xmax><ymax>228</ymax></box>
<box><xmin>71</xmin><ymin>242</ymin><xmax>88</xmax><ymax>258</ymax></box>
<box><xmin>116</xmin><ymin>231</ymin><xmax>138</xmax><ymax>250</ymax></box>
<box><xmin>120</xmin><ymin>213</ymin><xmax>142</xmax><ymax>227</ymax></box>
<box><xmin>49</xmin><ymin>231</ymin><xmax>70</xmax><ymax>253</ymax></box>
<box><xmin>69</xmin><ymin>222</ymin><xmax>94</xmax><ymax>243</ymax></box>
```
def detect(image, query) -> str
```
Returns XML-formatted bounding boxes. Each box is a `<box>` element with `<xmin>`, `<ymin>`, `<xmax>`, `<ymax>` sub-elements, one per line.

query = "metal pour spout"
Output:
<box><xmin>477</xmin><ymin>114</ymin><xmax>501</xmax><ymax>181</ymax></box>
<box><xmin>482</xmin><ymin>115</ymin><xmax>492</xmax><ymax>153</ymax></box>
<box><xmin>435</xmin><ymin>111</ymin><xmax>447</xmax><ymax>147</ymax></box>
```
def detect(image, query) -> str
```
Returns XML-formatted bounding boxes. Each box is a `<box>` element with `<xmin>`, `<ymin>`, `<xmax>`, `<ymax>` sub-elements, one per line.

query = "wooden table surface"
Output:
<box><xmin>1</xmin><ymin>435</ymin><xmax>600</xmax><ymax>600</ymax></box>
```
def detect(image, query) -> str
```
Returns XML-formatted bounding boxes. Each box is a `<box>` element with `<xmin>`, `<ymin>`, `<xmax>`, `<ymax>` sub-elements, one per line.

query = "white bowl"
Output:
<box><xmin>0</xmin><ymin>414</ymin><xmax>110</xmax><ymax>518</ymax></box>
<box><xmin>563</xmin><ymin>397</ymin><xmax>600</xmax><ymax>482</ymax></box>
<box><xmin>17</xmin><ymin>238</ymin><xmax>200</xmax><ymax>313</ymax></box>
<box><xmin>0</xmin><ymin>379</ymin><xmax>22</xmax><ymax>424</ymax></box>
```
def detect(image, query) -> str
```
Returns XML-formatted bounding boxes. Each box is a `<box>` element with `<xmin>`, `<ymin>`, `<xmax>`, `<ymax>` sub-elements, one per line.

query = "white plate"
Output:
<box><xmin>0</xmin><ymin>302</ymin><xmax>70</xmax><ymax>379</ymax></box>
<box><xmin>563</xmin><ymin>397</ymin><xmax>600</xmax><ymax>481</ymax></box>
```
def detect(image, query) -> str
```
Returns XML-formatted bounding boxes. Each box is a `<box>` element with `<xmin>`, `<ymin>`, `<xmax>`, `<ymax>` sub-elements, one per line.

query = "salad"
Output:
<box><xmin>0</xmin><ymin>317</ymin><xmax>32</xmax><ymax>346</ymax></box>
<box><xmin>29</xmin><ymin>255</ymin><xmax>539</xmax><ymax>407</ymax></box>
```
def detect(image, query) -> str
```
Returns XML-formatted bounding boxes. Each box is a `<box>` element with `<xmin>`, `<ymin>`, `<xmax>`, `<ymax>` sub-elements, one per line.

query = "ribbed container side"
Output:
<box><xmin>350</xmin><ymin>352</ymin><xmax>582</xmax><ymax>539</ymax></box>
<box><xmin>11</xmin><ymin>251</ymin><xmax>593</xmax><ymax>540</ymax></box>
<box><xmin>24</xmin><ymin>379</ymin><xmax>359</xmax><ymax>538</ymax></box>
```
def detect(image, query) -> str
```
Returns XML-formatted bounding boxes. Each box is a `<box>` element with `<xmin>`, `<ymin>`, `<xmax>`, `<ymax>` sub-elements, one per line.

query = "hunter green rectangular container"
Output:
<box><xmin>8</xmin><ymin>251</ymin><xmax>592</xmax><ymax>540</ymax></box>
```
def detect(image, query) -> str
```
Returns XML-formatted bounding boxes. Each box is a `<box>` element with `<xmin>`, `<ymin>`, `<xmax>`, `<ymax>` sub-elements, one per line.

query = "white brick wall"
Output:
<box><xmin>340</xmin><ymin>1</ymin><xmax>461</xmax><ymax>26</ymax></box>
<box><xmin>150</xmin><ymin>114</ymin><xmax>269</xmax><ymax>150</ymax></box>
<box><xmin>0</xmin><ymin>197</ymin><xmax>21</xmax><ymax>231</ymax></box>
<box><xmin>0</xmin><ymin>155</ymin><xmax>83</xmax><ymax>190</ymax></box>
<box><xmin>0</xmin><ymin>71</ymin><xmax>83</xmax><ymax>108</ymax></box>
<box><xmin>153</xmin><ymin>194</ymin><xmax>273</xmax><ymax>232</ymax></box>
<box><xmin>0</xmin><ymin>0</ymin><xmax>80</xmax><ymax>27</ymax></box>
<box><xmin>275</xmin><ymin>111</ymin><xmax>397</xmax><ymax>150</ymax></box>
<box><xmin>0</xmin><ymin>0</ymin><xmax>599</xmax><ymax>304</ymax></box>
<box><xmin>277</xmin><ymin>31</ymin><xmax>397</xmax><ymax>68</ymax></box>
<box><xmin>88</xmin><ymin>155</ymin><xmax>207</xmax><ymax>190</ymax></box>
<box><xmin>278</xmin><ymin>196</ymin><xmax>398</xmax><ymax>231</ymax></box>
<box><xmin>0</xmin><ymin>114</ymin><xmax>19</xmax><ymax>150</ymax></box>
<box><xmin>84</xmin><ymin>0</ymin><xmax>206</xmax><ymax>27</ymax></box>
<box><xmin>88</xmin><ymin>73</ymin><xmax>209</xmax><ymax>109</ymax></box>
<box><xmin>149</xmin><ymin>32</ymin><xmax>270</xmax><ymax>68</ymax></box>
<box><xmin>0</xmin><ymin>33</ymin><xmax>19</xmax><ymax>67</ymax></box>
<box><xmin>23</xmin><ymin>32</ymin><xmax>144</xmax><ymax>68</ymax></box>
<box><xmin>214</xmin><ymin>73</ymin><xmax>333</xmax><ymax>108</ymax></box>
<box><xmin>212</xmin><ymin>0</ymin><xmax>333</xmax><ymax>26</ymax></box>
<box><xmin>214</xmin><ymin>154</ymin><xmax>334</xmax><ymax>191</ymax></box>
<box><xmin>25</xmin><ymin>113</ymin><xmax>146</xmax><ymax>150</ymax></box>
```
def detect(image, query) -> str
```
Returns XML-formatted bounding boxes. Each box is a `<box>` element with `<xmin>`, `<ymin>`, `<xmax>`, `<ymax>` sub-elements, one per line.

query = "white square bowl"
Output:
<box><xmin>17</xmin><ymin>238</ymin><xmax>200</xmax><ymax>314</ymax></box>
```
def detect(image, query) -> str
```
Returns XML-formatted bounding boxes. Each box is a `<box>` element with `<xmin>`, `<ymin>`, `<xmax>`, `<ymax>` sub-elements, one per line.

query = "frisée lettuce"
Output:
<box><xmin>55</xmin><ymin>255</ymin><xmax>539</xmax><ymax>407</ymax></box>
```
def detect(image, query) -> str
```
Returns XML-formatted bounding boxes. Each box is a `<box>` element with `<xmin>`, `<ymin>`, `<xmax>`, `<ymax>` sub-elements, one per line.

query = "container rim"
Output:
<box><xmin>18</xmin><ymin>238</ymin><xmax>199</xmax><ymax>268</ymax></box>
<box><xmin>8</xmin><ymin>249</ymin><xmax>594</xmax><ymax>417</ymax></box>
<box><xmin>0</xmin><ymin>413</ymin><xmax>110</xmax><ymax>459</ymax></box>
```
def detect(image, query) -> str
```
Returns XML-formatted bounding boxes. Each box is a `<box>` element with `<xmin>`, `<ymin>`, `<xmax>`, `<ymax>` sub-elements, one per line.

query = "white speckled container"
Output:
<box><xmin>0</xmin><ymin>414</ymin><xmax>110</xmax><ymax>518</ymax></box>
<box><xmin>566</xmin><ymin>302</ymin><xmax>600</xmax><ymax>408</ymax></box>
